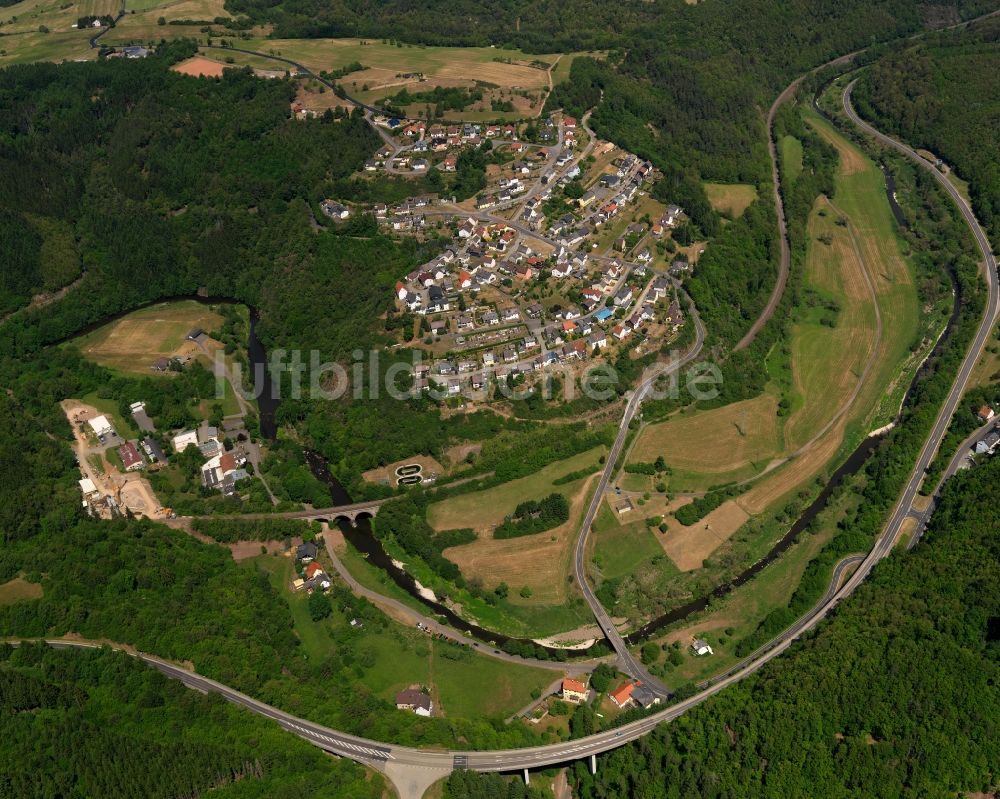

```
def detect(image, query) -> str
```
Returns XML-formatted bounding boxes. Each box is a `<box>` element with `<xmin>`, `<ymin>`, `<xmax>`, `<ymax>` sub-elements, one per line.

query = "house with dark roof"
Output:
<box><xmin>296</xmin><ymin>542</ymin><xmax>318</xmax><ymax>562</ymax></box>
<box><xmin>396</xmin><ymin>688</ymin><xmax>433</xmax><ymax>716</ymax></box>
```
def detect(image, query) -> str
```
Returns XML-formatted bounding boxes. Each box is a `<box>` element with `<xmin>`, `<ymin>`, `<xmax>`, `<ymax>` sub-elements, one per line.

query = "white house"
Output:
<box><xmin>691</xmin><ymin>639</ymin><xmax>714</xmax><ymax>656</ymax></box>
<box><xmin>172</xmin><ymin>429</ymin><xmax>199</xmax><ymax>453</ymax></box>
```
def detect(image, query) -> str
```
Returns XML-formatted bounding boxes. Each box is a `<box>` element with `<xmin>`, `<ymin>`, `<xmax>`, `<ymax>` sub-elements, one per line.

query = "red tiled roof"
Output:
<box><xmin>563</xmin><ymin>678</ymin><xmax>587</xmax><ymax>694</ymax></box>
<box><xmin>610</xmin><ymin>682</ymin><xmax>635</xmax><ymax>706</ymax></box>
<box><xmin>305</xmin><ymin>562</ymin><xmax>325</xmax><ymax>579</ymax></box>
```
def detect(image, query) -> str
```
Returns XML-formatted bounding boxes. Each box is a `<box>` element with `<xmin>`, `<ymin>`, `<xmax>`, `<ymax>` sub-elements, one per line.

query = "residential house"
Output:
<box><xmin>395</xmin><ymin>689</ymin><xmax>433</xmax><ymax>717</ymax></box>
<box><xmin>691</xmin><ymin>639</ymin><xmax>714</xmax><ymax>656</ymax></box>
<box><xmin>614</xmin><ymin>286</ymin><xmax>634</xmax><ymax>306</ymax></box>
<box><xmin>296</xmin><ymin>542</ymin><xmax>318</xmax><ymax>562</ymax></box>
<box><xmin>610</xmin><ymin>682</ymin><xmax>636</xmax><ymax>709</ymax></box>
<box><xmin>141</xmin><ymin>438</ymin><xmax>167</xmax><ymax>465</ymax></box>
<box><xmin>403</xmin><ymin>291</ymin><xmax>423</xmax><ymax>312</ymax></box>
<box><xmin>974</xmin><ymin>431</ymin><xmax>1000</xmax><ymax>455</ymax></box>
<box><xmin>130</xmin><ymin>402</ymin><xmax>155</xmax><ymax>433</ymax></box>
<box><xmin>172</xmin><ymin>429</ymin><xmax>199</xmax><ymax>453</ymax></box>
<box><xmin>631</xmin><ymin>683</ymin><xmax>660</xmax><ymax>709</ymax></box>
<box><xmin>562</xmin><ymin>678</ymin><xmax>588</xmax><ymax>703</ymax></box>
<box><xmin>321</xmin><ymin>200</ymin><xmax>350</xmax><ymax>219</ymax></box>
<box><xmin>427</xmin><ymin>285</ymin><xmax>449</xmax><ymax>312</ymax></box>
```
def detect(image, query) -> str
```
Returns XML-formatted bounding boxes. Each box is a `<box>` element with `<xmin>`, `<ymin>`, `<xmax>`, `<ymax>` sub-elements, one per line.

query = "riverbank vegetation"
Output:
<box><xmin>571</xmin><ymin>445</ymin><xmax>1000</xmax><ymax>798</ymax></box>
<box><xmin>597</xmin><ymin>98</ymin><xmax>913</xmax><ymax>626</ymax></box>
<box><xmin>730</xmin><ymin>72</ymin><xmax>985</xmax><ymax>657</ymax></box>
<box><xmin>850</xmin><ymin>17</ymin><xmax>1000</xmax><ymax>487</ymax></box>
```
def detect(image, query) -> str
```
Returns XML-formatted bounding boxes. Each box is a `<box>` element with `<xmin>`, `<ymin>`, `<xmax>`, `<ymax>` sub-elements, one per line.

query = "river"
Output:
<box><xmin>62</xmin><ymin>291</ymin><xmax>956</xmax><ymax>652</ymax></box>
<box><xmin>303</xmin><ymin>450</ymin><xmax>601</xmax><ymax>659</ymax></box>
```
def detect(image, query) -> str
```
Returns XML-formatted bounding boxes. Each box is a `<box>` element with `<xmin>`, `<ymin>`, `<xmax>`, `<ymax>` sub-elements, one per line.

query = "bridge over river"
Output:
<box><xmin>189</xmin><ymin>499</ymin><xmax>386</xmax><ymax>525</ymax></box>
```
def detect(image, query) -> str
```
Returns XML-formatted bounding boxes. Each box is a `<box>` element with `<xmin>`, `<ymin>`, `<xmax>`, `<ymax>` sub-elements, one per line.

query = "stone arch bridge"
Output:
<box><xmin>189</xmin><ymin>499</ymin><xmax>386</xmax><ymax>527</ymax></box>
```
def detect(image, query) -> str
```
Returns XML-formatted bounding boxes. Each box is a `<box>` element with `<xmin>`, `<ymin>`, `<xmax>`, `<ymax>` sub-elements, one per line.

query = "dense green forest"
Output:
<box><xmin>0</xmin><ymin>45</ymin><xmax>522</xmax><ymax>496</ymax></box>
<box><xmin>853</xmin><ymin>16</ymin><xmax>1000</xmax><ymax>246</ymax></box>
<box><xmin>568</xmin><ymin>450</ymin><xmax>1000</xmax><ymax>798</ymax></box>
<box><xmin>851</xmin><ymin>18</ymin><xmax>1000</xmax><ymax>485</ymax></box>
<box><xmin>0</xmin><ymin>388</ymin><xmax>548</xmax><ymax>749</ymax></box>
<box><xmin>0</xmin><ymin>644</ymin><xmax>382</xmax><ymax>798</ymax></box>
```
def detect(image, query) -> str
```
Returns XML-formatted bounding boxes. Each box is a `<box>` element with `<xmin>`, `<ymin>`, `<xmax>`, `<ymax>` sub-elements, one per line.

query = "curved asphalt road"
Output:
<box><xmin>29</xmin><ymin>79</ymin><xmax>987</xmax><ymax>786</ymax></box>
<box><xmin>842</xmin><ymin>79</ymin><xmax>999</xmax><ymax>551</ymax></box>
<box><xmin>571</xmin><ymin>295</ymin><xmax>706</xmax><ymax>695</ymax></box>
<box><xmin>23</xmin><ymin>34</ymin><xmax>995</xmax><ymax>799</ymax></box>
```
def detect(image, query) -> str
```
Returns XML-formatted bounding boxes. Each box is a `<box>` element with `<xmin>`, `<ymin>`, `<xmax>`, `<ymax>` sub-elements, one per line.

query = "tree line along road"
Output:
<box><xmin>27</xmin><ymin>30</ymin><xmax>1000</xmax><ymax>799</ymax></box>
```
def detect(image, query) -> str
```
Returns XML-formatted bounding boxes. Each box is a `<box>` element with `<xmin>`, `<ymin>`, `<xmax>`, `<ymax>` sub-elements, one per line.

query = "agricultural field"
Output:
<box><xmin>226</xmin><ymin>37</ymin><xmax>562</xmax><ymax>120</ymax></box>
<box><xmin>0</xmin><ymin>0</ymin><xmax>119</xmax><ymax>35</ymax></box>
<box><xmin>0</xmin><ymin>0</ymin><xmax>142</xmax><ymax>65</ymax></box>
<box><xmin>630</xmin><ymin>389</ymin><xmax>784</xmax><ymax>489</ymax></box>
<box><xmin>549</xmin><ymin>50</ymin><xmax>605</xmax><ymax>86</ymax></box>
<box><xmin>171</xmin><ymin>54</ymin><xmax>226</xmax><ymax>77</ymax></box>
<box><xmin>588</xmin><ymin>503</ymin><xmax>671</xmax><ymax>585</ymax></box>
<box><xmin>639</xmin><ymin>495</ymin><xmax>853</xmax><ymax>683</ymax></box>
<box><xmin>440</xmin><ymin>475</ymin><xmax>593</xmax><ymax>605</ymax></box>
<box><xmin>702</xmin><ymin>182</ymin><xmax>759</xmax><ymax>218</ymax></box>
<box><xmin>427</xmin><ymin>447</ymin><xmax>603</xmax><ymax>533</ymax></box>
<box><xmin>438</xmin><ymin>450</ymin><xmax>604</xmax><ymax>606</ymax></box>
<box><xmin>624</xmin><ymin>106</ymin><xmax>923</xmax><ymax>581</ymax></box>
<box><xmin>69</xmin><ymin>300</ymin><xmax>223</xmax><ymax>375</ymax></box>
<box><xmin>102</xmin><ymin>0</ymin><xmax>238</xmax><ymax>45</ymax></box>
<box><xmin>256</xmin><ymin>553</ymin><xmax>553</xmax><ymax>718</ymax></box>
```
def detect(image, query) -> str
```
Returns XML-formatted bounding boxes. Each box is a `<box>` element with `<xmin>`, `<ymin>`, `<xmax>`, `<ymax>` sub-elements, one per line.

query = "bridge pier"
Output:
<box><xmin>590</xmin><ymin>754</ymin><xmax>597</xmax><ymax>775</ymax></box>
<box><xmin>523</xmin><ymin>768</ymin><xmax>530</xmax><ymax>785</ymax></box>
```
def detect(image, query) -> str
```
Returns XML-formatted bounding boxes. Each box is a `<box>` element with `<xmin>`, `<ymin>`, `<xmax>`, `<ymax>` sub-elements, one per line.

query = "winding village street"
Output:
<box><xmin>45</xmin><ymin>22</ymin><xmax>1000</xmax><ymax>799</ymax></box>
